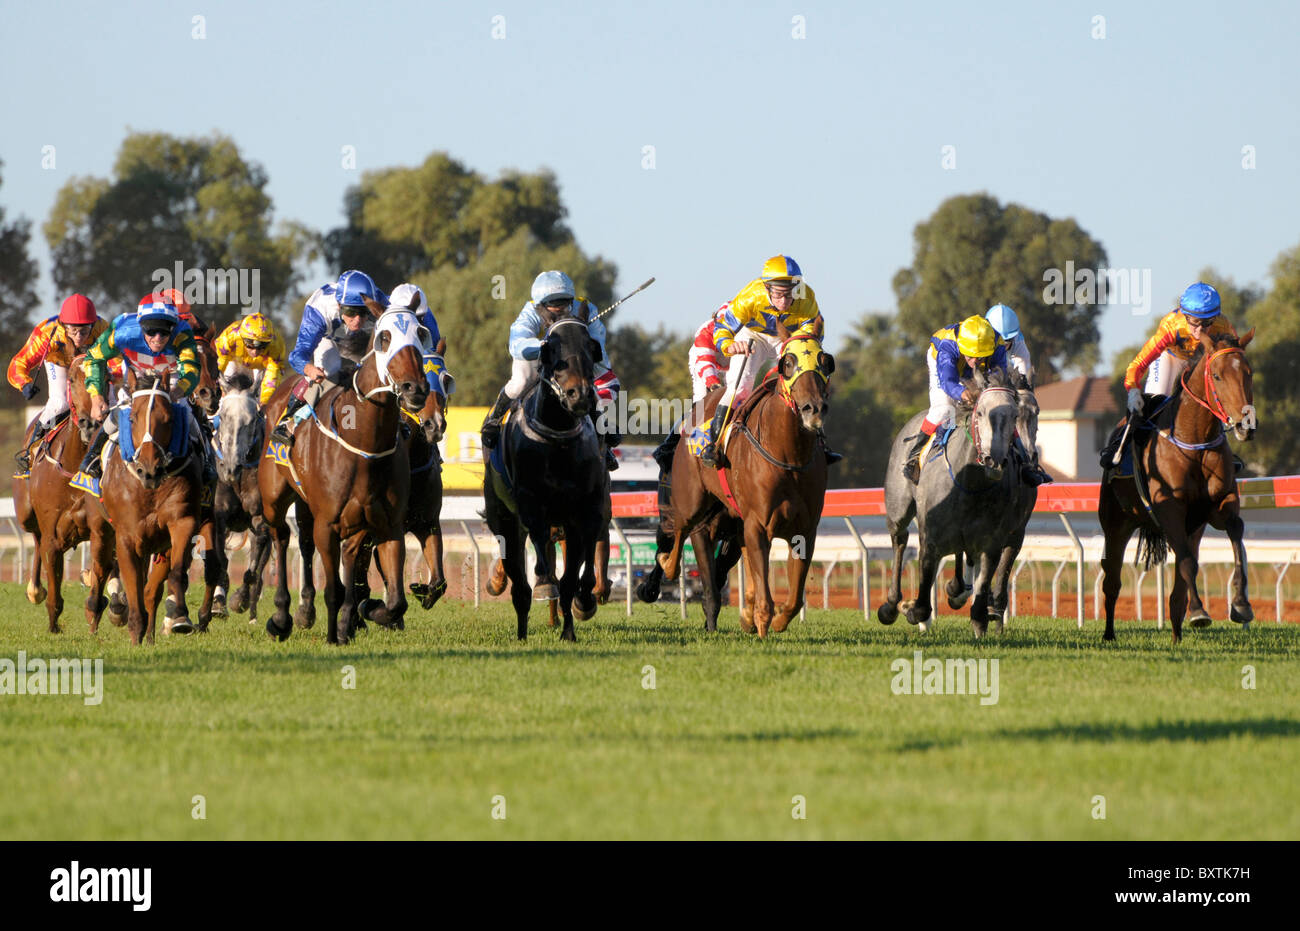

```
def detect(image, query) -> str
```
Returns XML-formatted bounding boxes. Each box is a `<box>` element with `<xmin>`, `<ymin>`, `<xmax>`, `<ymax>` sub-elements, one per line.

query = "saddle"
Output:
<box><xmin>685</xmin><ymin>374</ymin><xmax>781</xmax><ymax>463</ymax></box>
<box><xmin>12</xmin><ymin>412</ymin><xmax>71</xmax><ymax>479</ymax></box>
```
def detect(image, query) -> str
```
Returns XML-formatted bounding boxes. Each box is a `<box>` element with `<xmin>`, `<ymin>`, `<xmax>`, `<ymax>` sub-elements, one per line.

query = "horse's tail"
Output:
<box><xmin>1136</xmin><ymin>521</ymin><xmax>1168</xmax><ymax>571</ymax></box>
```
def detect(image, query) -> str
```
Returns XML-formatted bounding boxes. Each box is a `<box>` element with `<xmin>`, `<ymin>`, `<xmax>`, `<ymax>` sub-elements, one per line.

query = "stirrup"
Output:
<box><xmin>903</xmin><ymin>457</ymin><xmax>921</xmax><ymax>484</ymax></box>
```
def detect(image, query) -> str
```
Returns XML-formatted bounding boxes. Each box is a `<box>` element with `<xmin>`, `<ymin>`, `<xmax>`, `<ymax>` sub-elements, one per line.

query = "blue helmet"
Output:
<box><xmin>1179</xmin><ymin>282</ymin><xmax>1221</xmax><ymax>319</ymax></box>
<box><xmin>985</xmin><ymin>303</ymin><xmax>1020</xmax><ymax>340</ymax></box>
<box><xmin>531</xmin><ymin>271</ymin><xmax>575</xmax><ymax>306</ymax></box>
<box><xmin>335</xmin><ymin>270</ymin><xmax>387</xmax><ymax>309</ymax></box>
<box><xmin>137</xmin><ymin>293</ymin><xmax>181</xmax><ymax>330</ymax></box>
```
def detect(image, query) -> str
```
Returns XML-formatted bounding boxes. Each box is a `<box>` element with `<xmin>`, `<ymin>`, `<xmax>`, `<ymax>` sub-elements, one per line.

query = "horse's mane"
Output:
<box><xmin>1188</xmin><ymin>331</ymin><xmax>1243</xmax><ymax>368</ymax></box>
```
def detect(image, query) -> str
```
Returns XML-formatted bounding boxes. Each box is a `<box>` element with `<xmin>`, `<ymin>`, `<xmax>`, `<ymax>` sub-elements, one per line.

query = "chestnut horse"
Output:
<box><xmin>1099</xmin><ymin>329</ymin><xmax>1257</xmax><ymax>643</ymax></box>
<box><xmin>482</xmin><ymin>316</ymin><xmax>605</xmax><ymax>641</ymax></box>
<box><xmin>259</xmin><ymin>297</ymin><xmax>428</xmax><ymax>644</ymax></box>
<box><xmin>655</xmin><ymin>332</ymin><xmax>834</xmax><ymax>637</ymax></box>
<box><xmin>100</xmin><ymin>369</ymin><xmax>207</xmax><ymax>645</ymax></box>
<box><xmin>13</xmin><ymin>358</ymin><xmax>122</xmax><ymax>633</ymax></box>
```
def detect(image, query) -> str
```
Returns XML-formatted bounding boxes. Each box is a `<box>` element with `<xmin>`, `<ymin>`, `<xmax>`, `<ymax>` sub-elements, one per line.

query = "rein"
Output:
<box><xmin>1180</xmin><ymin>346</ymin><xmax>1243</xmax><ymax>425</ymax></box>
<box><xmin>946</xmin><ymin>386</ymin><xmax>1017</xmax><ymax>495</ymax></box>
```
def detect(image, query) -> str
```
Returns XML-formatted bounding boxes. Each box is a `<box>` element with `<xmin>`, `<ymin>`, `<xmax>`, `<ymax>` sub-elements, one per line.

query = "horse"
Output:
<box><xmin>12</xmin><ymin>357</ymin><xmax>123</xmax><ymax>633</ymax></box>
<box><xmin>99</xmin><ymin>368</ymin><xmax>207</xmax><ymax>645</ymax></box>
<box><xmin>654</xmin><ymin>331</ymin><xmax>834</xmax><ymax>637</ymax></box>
<box><xmin>483</xmin><ymin>316</ymin><xmax>605</xmax><ymax>642</ymax></box>
<box><xmin>259</xmin><ymin>296</ymin><xmax>428</xmax><ymax>645</ymax></box>
<box><xmin>206</xmin><ymin>371</ymin><xmax>272</xmax><ymax>624</ymax></box>
<box><xmin>1098</xmin><ymin>329</ymin><xmax>1257</xmax><ymax>643</ymax></box>
<box><xmin>877</xmin><ymin>366</ymin><xmax>1035</xmax><ymax>638</ymax></box>
<box><xmin>635</xmin><ymin>506</ymin><xmax>744</xmax><ymax>631</ymax></box>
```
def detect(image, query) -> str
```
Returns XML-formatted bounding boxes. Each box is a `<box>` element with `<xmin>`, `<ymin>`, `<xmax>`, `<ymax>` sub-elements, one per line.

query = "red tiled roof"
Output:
<box><xmin>1035</xmin><ymin>376</ymin><xmax>1118</xmax><ymax>416</ymax></box>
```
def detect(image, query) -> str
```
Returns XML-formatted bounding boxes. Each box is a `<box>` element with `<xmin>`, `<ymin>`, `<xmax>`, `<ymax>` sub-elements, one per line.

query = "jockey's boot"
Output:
<box><xmin>1012</xmin><ymin>435</ymin><xmax>1051</xmax><ymax>486</ymax></box>
<box><xmin>901</xmin><ymin>431</ymin><xmax>929</xmax><ymax>484</ymax></box>
<box><xmin>271</xmin><ymin>398</ymin><xmax>304</xmax><ymax>444</ymax></box>
<box><xmin>480</xmin><ymin>390</ymin><xmax>511</xmax><ymax>451</ymax></box>
<box><xmin>590</xmin><ymin>409</ymin><xmax>620</xmax><ymax>471</ymax></box>
<box><xmin>79</xmin><ymin>425</ymin><xmax>111</xmax><ymax>479</ymax></box>
<box><xmin>15</xmin><ymin>421</ymin><xmax>49</xmax><ymax>472</ymax></box>
<box><xmin>819</xmin><ymin>432</ymin><xmax>843</xmax><ymax>466</ymax></box>
<box><xmin>698</xmin><ymin>404</ymin><xmax>730</xmax><ymax>468</ymax></box>
<box><xmin>652</xmin><ymin>429</ymin><xmax>681</xmax><ymax>471</ymax></box>
<box><xmin>1098</xmin><ymin>419</ymin><xmax>1127</xmax><ymax>470</ymax></box>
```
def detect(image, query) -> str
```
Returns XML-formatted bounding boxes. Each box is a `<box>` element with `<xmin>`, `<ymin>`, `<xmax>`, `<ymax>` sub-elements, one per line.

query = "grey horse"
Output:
<box><xmin>877</xmin><ymin>367</ymin><xmax>1038</xmax><ymax>637</ymax></box>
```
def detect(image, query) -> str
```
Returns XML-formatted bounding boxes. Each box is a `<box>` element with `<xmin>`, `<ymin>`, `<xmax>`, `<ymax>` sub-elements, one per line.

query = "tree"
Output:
<box><xmin>43</xmin><ymin>132</ymin><xmax>306</xmax><ymax>333</ymax></box>
<box><xmin>324</xmin><ymin>153</ymin><xmax>617</xmax><ymax>404</ymax></box>
<box><xmin>1244</xmin><ymin>244</ymin><xmax>1300</xmax><ymax>473</ymax></box>
<box><xmin>893</xmin><ymin>193</ymin><xmax>1109</xmax><ymax>382</ymax></box>
<box><xmin>0</xmin><ymin>161</ymin><xmax>41</xmax><ymax>413</ymax></box>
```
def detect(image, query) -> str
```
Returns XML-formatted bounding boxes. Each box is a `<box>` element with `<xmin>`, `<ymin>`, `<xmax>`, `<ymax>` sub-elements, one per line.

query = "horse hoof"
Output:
<box><xmin>164</xmin><ymin>616</ymin><xmax>196</xmax><ymax>636</ymax></box>
<box><xmin>266</xmin><ymin>618</ymin><xmax>291</xmax><ymax>641</ymax></box>
<box><xmin>635</xmin><ymin>580</ymin><xmax>661</xmax><ymax>604</ymax></box>
<box><xmin>573</xmin><ymin>593</ymin><xmax>597</xmax><ymax>621</ymax></box>
<box><xmin>294</xmin><ymin>605</ymin><xmax>316</xmax><ymax>629</ymax></box>
<box><xmin>486</xmin><ymin>559</ymin><xmax>507</xmax><ymax>596</ymax></box>
<box><xmin>1189</xmin><ymin>612</ymin><xmax>1212</xmax><ymax>628</ymax></box>
<box><xmin>211</xmin><ymin>597</ymin><xmax>228</xmax><ymax>619</ymax></box>
<box><xmin>877</xmin><ymin>602</ymin><xmax>899</xmax><ymax>626</ymax></box>
<box><xmin>533</xmin><ymin>583</ymin><xmax>558</xmax><ymax>602</ymax></box>
<box><xmin>947</xmin><ymin>585</ymin><xmax>974</xmax><ymax>610</ymax></box>
<box><xmin>1230</xmin><ymin>603</ymin><xmax>1254</xmax><ymax>624</ymax></box>
<box><xmin>26</xmin><ymin>583</ymin><xmax>46</xmax><ymax>605</ymax></box>
<box><xmin>917</xmin><ymin>620</ymin><xmax>931</xmax><ymax>634</ymax></box>
<box><xmin>596</xmin><ymin>582</ymin><xmax>612</xmax><ymax>605</ymax></box>
<box><xmin>229</xmin><ymin>589</ymin><xmax>249</xmax><ymax>614</ymax></box>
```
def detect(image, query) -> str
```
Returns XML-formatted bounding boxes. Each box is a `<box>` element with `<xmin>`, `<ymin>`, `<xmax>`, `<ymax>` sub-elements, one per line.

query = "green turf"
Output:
<box><xmin>0</xmin><ymin>582</ymin><xmax>1296</xmax><ymax>840</ymax></box>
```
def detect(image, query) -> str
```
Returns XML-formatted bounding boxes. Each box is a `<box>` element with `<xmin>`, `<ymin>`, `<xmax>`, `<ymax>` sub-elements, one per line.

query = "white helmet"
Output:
<box><xmin>389</xmin><ymin>282</ymin><xmax>430</xmax><ymax>316</ymax></box>
<box><xmin>531</xmin><ymin>271</ymin><xmax>575</xmax><ymax>307</ymax></box>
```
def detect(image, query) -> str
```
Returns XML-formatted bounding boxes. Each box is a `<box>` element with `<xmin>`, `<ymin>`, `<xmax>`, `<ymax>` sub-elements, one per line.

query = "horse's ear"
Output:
<box><xmin>435</xmin><ymin>336</ymin><xmax>447</xmax><ymax>355</ymax></box>
<box><xmin>539</xmin><ymin>339</ymin><xmax>554</xmax><ymax>368</ymax></box>
<box><xmin>588</xmin><ymin>337</ymin><xmax>602</xmax><ymax>363</ymax></box>
<box><xmin>578</xmin><ymin>302</ymin><xmax>590</xmax><ymax>324</ymax></box>
<box><xmin>406</xmin><ymin>292</ymin><xmax>421</xmax><ymax>312</ymax></box>
<box><xmin>1199</xmin><ymin>329</ymin><xmax>1216</xmax><ymax>352</ymax></box>
<box><xmin>818</xmin><ymin>351</ymin><xmax>835</xmax><ymax>376</ymax></box>
<box><xmin>775</xmin><ymin>320</ymin><xmax>793</xmax><ymax>342</ymax></box>
<box><xmin>363</xmin><ymin>295</ymin><xmax>386</xmax><ymax>319</ymax></box>
<box><xmin>1239</xmin><ymin>327</ymin><xmax>1255</xmax><ymax>349</ymax></box>
<box><xmin>780</xmin><ymin>353</ymin><xmax>798</xmax><ymax>380</ymax></box>
<box><xmin>377</xmin><ymin>329</ymin><xmax>391</xmax><ymax>353</ymax></box>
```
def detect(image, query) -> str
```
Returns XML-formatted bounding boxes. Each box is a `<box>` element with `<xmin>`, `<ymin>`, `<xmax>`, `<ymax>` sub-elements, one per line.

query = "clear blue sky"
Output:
<box><xmin>2</xmin><ymin>0</ymin><xmax>1297</xmax><ymax>373</ymax></box>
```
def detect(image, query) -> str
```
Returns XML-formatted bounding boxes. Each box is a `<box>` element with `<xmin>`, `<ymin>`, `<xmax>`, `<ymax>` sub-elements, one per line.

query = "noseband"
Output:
<box><xmin>1180</xmin><ymin>345</ymin><xmax>1254</xmax><ymax>429</ymax></box>
<box><xmin>970</xmin><ymin>386</ymin><xmax>1017</xmax><ymax>463</ymax></box>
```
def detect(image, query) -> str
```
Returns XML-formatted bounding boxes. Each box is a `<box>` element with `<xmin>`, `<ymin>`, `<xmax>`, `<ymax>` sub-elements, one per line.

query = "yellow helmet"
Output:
<box><xmin>238</xmin><ymin>313</ymin><xmax>274</xmax><ymax>345</ymax></box>
<box><xmin>760</xmin><ymin>255</ymin><xmax>803</xmax><ymax>284</ymax></box>
<box><xmin>956</xmin><ymin>316</ymin><xmax>996</xmax><ymax>358</ymax></box>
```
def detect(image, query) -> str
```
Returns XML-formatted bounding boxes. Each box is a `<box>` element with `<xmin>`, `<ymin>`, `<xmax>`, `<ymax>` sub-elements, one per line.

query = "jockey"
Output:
<box><xmin>984</xmin><ymin>303</ymin><xmax>1052</xmax><ymax>484</ymax></box>
<box><xmin>700</xmin><ymin>255</ymin><xmax>840</xmax><ymax>468</ymax></box>
<box><xmin>76</xmin><ymin>294</ymin><xmax>214</xmax><ymax>485</ymax></box>
<box><xmin>902</xmin><ymin>315</ymin><xmax>1043</xmax><ymax>486</ymax></box>
<box><xmin>272</xmin><ymin>270</ymin><xmax>387</xmax><ymax>442</ymax></box>
<box><xmin>1099</xmin><ymin>282</ymin><xmax>1238</xmax><ymax>465</ymax></box>
<box><xmin>213</xmin><ymin>312</ymin><xmax>287</xmax><ymax>406</ymax></box>
<box><xmin>651</xmin><ymin>303</ymin><xmax>728</xmax><ymax>469</ymax></box>
<box><xmin>8</xmin><ymin>293</ymin><xmax>107</xmax><ymax>471</ymax></box>
<box><xmin>480</xmin><ymin>270</ymin><xmax>621</xmax><ymax>471</ymax></box>
<box><xmin>387</xmin><ymin>281</ymin><xmax>453</xmax><ymax>404</ymax></box>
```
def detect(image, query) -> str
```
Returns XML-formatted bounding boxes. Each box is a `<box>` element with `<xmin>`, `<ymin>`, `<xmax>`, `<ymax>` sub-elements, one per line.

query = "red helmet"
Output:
<box><xmin>59</xmin><ymin>294</ymin><xmax>97</xmax><ymax>326</ymax></box>
<box><xmin>159</xmin><ymin>287</ymin><xmax>192</xmax><ymax>316</ymax></box>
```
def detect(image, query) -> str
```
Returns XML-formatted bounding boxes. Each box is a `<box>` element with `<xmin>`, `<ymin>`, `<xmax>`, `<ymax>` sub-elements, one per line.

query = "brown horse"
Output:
<box><xmin>656</xmin><ymin>332</ymin><xmax>834</xmax><ymax>637</ymax></box>
<box><xmin>13</xmin><ymin>358</ymin><xmax>122</xmax><ymax>633</ymax></box>
<box><xmin>259</xmin><ymin>297</ymin><xmax>428</xmax><ymax>644</ymax></box>
<box><xmin>100</xmin><ymin>368</ymin><xmax>207</xmax><ymax>645</ymax></box>
<box><xmin>1099</xmin><ymin>329</ymin><xmax>1257</xmax><ymax>642</ymax></box>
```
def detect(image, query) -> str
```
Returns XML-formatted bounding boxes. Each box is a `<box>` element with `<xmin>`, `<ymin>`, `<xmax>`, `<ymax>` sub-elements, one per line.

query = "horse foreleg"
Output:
<box><xmin>741</xmin><ymin>522</ymin><xmax>774</xmax><ymax>638</ymax></box>
<box><xmin>41</xmin><ymin>543</ymin><xmax>65</xmax><ymax>634</ymax></box>
<box><xmin>370</xmin><ymin>536</ymin><xmax>408</xmax><ymax>632</ymax></box>
<box><xmin>197</xmin><ymin>515</ymin><xmax>220</xmax><ymax>630</ymax></box>
<box><xmin>144</xmin><ymin>553</ymin><xmax>168</xmax><ymax>638</ymax></box>
<box><xmin>504</xmin><ymin>528</ymin><xmax>532</xmax><ymax>641</ymax></box>
<box><xmin>1155</xmin><ymin>506</ymin><xmax>1198</xmax><ymax>643</ymax></box>
<box><xmin>84</xmin><ymin>528</ymin><xmax>115</xmax><ymax>633</ymax></box>
<box><xmin>166</xmin><ymin>519</ymin><xmax>199</xmax><ymax>634</ymax></box>
<box><xmin>969</xmin><ymin>551</ymin><xmax>996</xmax><ymax>638</ymax></box>
<box><xmin>556</xmin><ymin>529</ymin><xmax>583</xmax><ymax>643</ymax></box>
<box><xmin>318</xmin><ymin>523</ymin><xmax>344</xmax><ymax>645</ymax></box>
<box><xmin>116</xmin><ymin>544</ymin><xmax>147</xmax><ymax>646</ymax></box>
<box><xmin>771</xmin><ymin>534</ymin><xmax>814</xmax><ymax>633</ymax></box>
<box><xmin>295</xmin><ymin>510</ymin><xmax>318</xmax><ymax>630</ymax></box>
<box><xmin>266</xmin><ymin>523</ymin><xmax>292</xmax><ymax>640</ymax></box>
<box><xmin>947</xmin><ymin>551</ymin><xmax>974</xmax><ymax>609</ymax></box>
<box><xmin>26</xmin><ymin>530</ymin><xmax>46</xmax><ymax>605</ymax></box>
<box><xmin>1222</xmin><ymin>510</ymin><xmax>1254</xmax><ymax>625</ymax></box>
<box><xmin>908</xmin><ymin>544</ymin><xmax>939</xmax><ymax>632</ymax></box>
<box><xmin>877</xmin><ymin>521</ymin><xmax>909</xmax><ymax>626</ymax></box>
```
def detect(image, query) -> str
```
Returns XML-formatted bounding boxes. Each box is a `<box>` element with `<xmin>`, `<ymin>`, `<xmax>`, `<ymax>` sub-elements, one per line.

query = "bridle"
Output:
<box><xmin>1179</xmin><ymin>345</ymin><xmax>1256</xmax><ymax>430</ymax></box>
<box><xmin>775</xmin><ymin>333</ymin><xmax>831</xmax><ymax>414</ymax></box>
<box><xmin>969</xmin><ymin>385</ymin><xmax>1017</xmax><ymax>464</ymax></box>
<box><xmin>541</xmin><ymin>319</ymin><xmax>594</xmax><ymax>404</ymax></box>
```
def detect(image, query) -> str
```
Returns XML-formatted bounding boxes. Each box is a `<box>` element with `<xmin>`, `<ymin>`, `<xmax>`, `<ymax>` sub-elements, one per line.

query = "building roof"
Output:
<box><xmin>1035</xmin><ymin>376</ymin><xmax>1118</xmax><ymax>416</ymax></box>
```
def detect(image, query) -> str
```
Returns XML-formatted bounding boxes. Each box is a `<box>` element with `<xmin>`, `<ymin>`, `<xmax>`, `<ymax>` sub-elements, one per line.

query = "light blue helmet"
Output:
<box><xmin>1179</xmin><ymin>282</ymin><xmax>1221</xmax><ymax>319</ymax></box>
<box><xmin>985</xmin><ymin>303</ymin><xmax>1020</xmax><ymax>340</ymax></box>
<box><xmin>335</xmin><ymin>270</ymin><xmax>387</xmax><ymax>309</ymax></box>
<box><xmin>531</xmin><ymin>271</ymin><xmax>575</xmax><ymax>306</ymax></box>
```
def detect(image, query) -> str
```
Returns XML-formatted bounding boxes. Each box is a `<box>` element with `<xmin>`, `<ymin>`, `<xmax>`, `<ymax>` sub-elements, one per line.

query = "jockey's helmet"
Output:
<box><xmin>985</xmin><ymin>304</ymin><xmax>1020</xmax><ymax>340</ymax></box>
<box><xmin>1179</xmin><ymin>282</ymin><xmax>1221</xmax><ymax>319</ymax></box>
<box><xmin>239</xmin><ymin>314</ymin><xmax>274</xmax><ymax>347</ymax></box>
<box><xmin>531</xmin><ymin>271</ymin><xmax>575</xmax><ymax>307</ymax></box>
<box><xmin>760</xmin><ymin>255</ymin><xmax>802</xmax><ymax>285</ymax></box>
<box><xmin>138</xmin><ymin>294</ymin><xmax>180</xmax><ymax>332</ymax></box>
<box><xmin>59</xmin><ymin>294</ymin><xmax>97</xmax><ymax>326</ymax></box>
<box><xmin>159</xmin><ymin>287</ymin><xmax>192</xmax><ymax>317</ymax></box>
<box><xmin>335</xmin><ymin>270</ymin><xmax>386</xmax><ymax>309</ymax></box>
<box><xmin>956</xmin><ymin>316</ymin><xmax>997</xmax><ymax>359</ymax></box>
<box><xmin>389</xmin><ymin>282</ymin><xmax>430</xmax><ymax>316</ymax></box>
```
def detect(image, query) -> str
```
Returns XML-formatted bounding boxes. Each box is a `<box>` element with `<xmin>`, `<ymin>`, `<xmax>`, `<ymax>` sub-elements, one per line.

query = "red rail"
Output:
<box><xmin>610</xmin><ymin>476</ymin><xmax>1300</xmax><ymax>518</ymax></box>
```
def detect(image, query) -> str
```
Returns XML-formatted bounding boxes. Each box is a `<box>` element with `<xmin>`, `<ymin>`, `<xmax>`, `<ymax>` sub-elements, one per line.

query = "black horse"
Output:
<box><xmin>484</xmin><ymin>316</ymin><xmax>606</xmax><ymax>641</ymax></box>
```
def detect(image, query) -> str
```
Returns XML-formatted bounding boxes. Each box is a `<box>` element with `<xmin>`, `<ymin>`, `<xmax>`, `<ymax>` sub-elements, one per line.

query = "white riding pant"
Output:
<box><xmin>1143</xmin><ymin>351</ymin><xmax>1187</xmax><ymax>397</ymax></box>
<box><xmin>38</xmin><ymin>362</ymin><xmax>70</xmax><ymax>428</ymax></box>
<box><xmin>925</xmin><ymin>349</ymin><xmax>958</xmax><ymax>429</ymax></box>
<box><xmin>719</xmin><ymin>327</ymin><xmax>781</xmax><ymax>409</ymax></box>
<box><xmin>504</xmin><ymin>358</ymin><xmax>538</xmax><ymax>399</ymax></box>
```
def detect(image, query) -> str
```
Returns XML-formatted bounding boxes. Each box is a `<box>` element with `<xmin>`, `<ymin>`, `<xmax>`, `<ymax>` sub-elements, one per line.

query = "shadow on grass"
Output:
<box><xmin>896</xmin><ymin>716</ymin><xmax>1300</xmax><ymax>752</ymax></box>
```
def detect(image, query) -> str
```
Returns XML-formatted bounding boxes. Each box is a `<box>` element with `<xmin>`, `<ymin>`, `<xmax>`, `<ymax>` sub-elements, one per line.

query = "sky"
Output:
<box><xmin>2</xmin><ymin>0</ymin><xmax>1298</xmax><ymax>374</ymax></box>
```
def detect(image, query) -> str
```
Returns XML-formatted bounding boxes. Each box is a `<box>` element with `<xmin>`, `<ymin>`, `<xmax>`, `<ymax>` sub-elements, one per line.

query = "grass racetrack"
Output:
<box><xmin>1</xmin><ymin>582</ymin><xmax>1297</xmax><ymax>840</ymax></box>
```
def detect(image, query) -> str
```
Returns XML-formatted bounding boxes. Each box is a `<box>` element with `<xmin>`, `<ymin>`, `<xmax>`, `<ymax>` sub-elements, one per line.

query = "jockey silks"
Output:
<box><xmin>84</xmin><ymin>313</ymin><xmax>200</xmax><ymax>399</ymax></box>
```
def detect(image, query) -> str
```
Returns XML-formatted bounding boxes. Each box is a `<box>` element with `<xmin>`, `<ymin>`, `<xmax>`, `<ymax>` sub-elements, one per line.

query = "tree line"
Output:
<box><xmin>0</xmin><ymin>135</ymin><xmax>1297</xmax><ymax>482</ymax></box>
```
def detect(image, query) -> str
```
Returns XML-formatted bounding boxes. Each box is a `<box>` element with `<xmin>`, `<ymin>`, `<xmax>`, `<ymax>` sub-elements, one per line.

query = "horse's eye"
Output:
<box><xmin>1213</xmin><ymin>374</ymin><xmax>1221</xmax><ymax>381</ymax></box>
<box><xmin>553</xmin><ymin>360</ymin><xmax>568</xmax><ymax>372</ymax></box>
